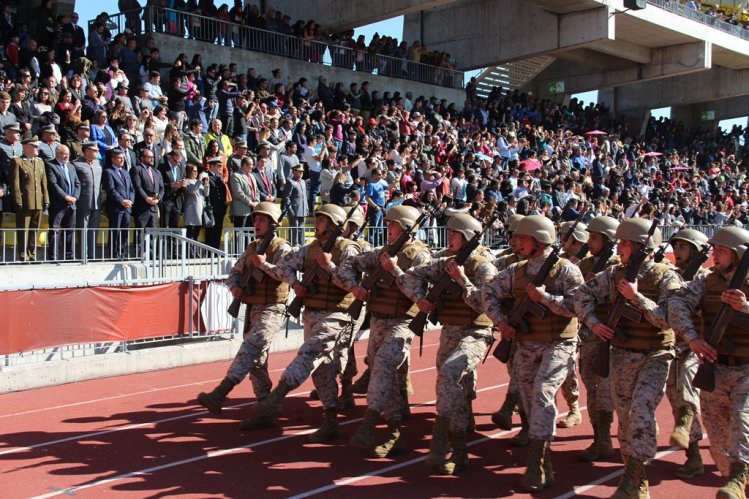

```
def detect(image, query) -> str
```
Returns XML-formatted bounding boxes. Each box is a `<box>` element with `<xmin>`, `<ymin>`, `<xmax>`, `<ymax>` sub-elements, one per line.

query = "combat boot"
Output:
<box><xmin>557</xmin><ymin>400</ymin><xmax>582</xmax><ymax>428</ymax></box>
<box><xmin>675</xmin><ymin>441</ymin><xmax>704</xmax><ymax>479</ymax></box>
<box><xmin>669</xmin><ymin>406</ymin><xmax>695</xmax><ymax>450</ymax></box>
<box><xmin>254</xmin><ymin>380</ymin><xmax>292</xmax><ymax>418</ymax></box>
<box><xmin>350</xmin><ymin>408</ymin><xmax>379</xmax><ymax>450</ymax></box>
<box><xmin>426</xmin><ymin>416</ymin><xmax>451</xmax><ymax>469</ymax></box>
<box><xmin>309</xmin><ymin>389</ymin><xmax>319</xmax><ymax>400</ymax></box>
<box><xmin>491</xmin><ymin>391</ymin><xmax>519</xmax><ymax>430</ymax></box>
<box><xmin>350</xmin><ymin>368</ymin><xmax>371</xmax><ymax>395</ymax></box>
<box><xmin>612</xmin><ymin>459</ymin><xmax>649</xmax><ymax>499</ymax></box>
<box><xmin>717</xmin><ymin>461</ymin><xmax>749</xmax><ymax>499</ymax></box>
<box><xmin>440</xmin><ymin>430</ymin><xmax>469</xmax><ymax>475</ymax></box>
<box><xmin>309</xmin><ymin>409</ymin><xmax>340</xmax><ymax>443</ymax></box>
<box><xmin>520</xmin><ymin>439</ymin><xmax>548</xmax><ymax>492</ymax></box>
<box><xmin>197</xmin><ymin>377</ymin><xmax>236</xmax><ymax>415</ymax></box>
<box><xmin>543</xmin><ymin>443</ymin><xmax>555</xmax><ymax>488</ymax></box>
<box><xmin>597</xmin><ymin>411</ymin><xmax>614</xmax><ymax>458</ymax></box>
<box><xmin>509</xmin><ymin>408</ymin><xmax>530</xmax><ymax>447</ymax></box>
<box><xmin>578</xmin><ymin>424</ymin><xmax>600</xmax><ymax>462</ymax></box>
<box><xmin>372</xmin><ymin>420</ymin><xmax>406</xmax><ymax>458</ymax></box>
<box><xmin>401</xmin><ymin>389</ymin><xmax>411</xmax><ymax>421</ymax></box>
<box><xmin>336</xmin><ymin>381</ymin><xmax>355</xmax><ymax>411</ymax></box>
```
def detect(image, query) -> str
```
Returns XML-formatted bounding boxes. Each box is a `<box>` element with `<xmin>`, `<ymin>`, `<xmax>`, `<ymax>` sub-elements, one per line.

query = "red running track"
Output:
<box><xmin>0</xmin><ymin>330</ymin><xmax>725</xmax><ymax>498</ymax></box>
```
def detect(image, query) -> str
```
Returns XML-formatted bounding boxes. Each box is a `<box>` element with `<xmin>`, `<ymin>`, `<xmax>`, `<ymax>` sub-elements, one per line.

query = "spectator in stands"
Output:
<box><xmin>183</xmin><ymin>164</ymin><xmax>209</xmax><ymax>244</ymax></box>
<box><xmin>204</xmin><ymin>156</ymin><xmax>228</xmax><ymax>249</ymax></box>
<box><xmin>159</xmin><ymin>149</ymin><xmax>186</xmax><ymax>228</ymax></box>
<box><xmin>103</xmin><ymin>147</ymin><xmax>134</xmax><ymax>259</ymax></box>
<box><xmin>44</xmin><ymin>144</ymin><xmax>79</xmax><ymax>260</ymax></box>
<box><xmin>229</xmin><ymin>154</ymin><xmax>258</xmax><ymax>228</ymax></box>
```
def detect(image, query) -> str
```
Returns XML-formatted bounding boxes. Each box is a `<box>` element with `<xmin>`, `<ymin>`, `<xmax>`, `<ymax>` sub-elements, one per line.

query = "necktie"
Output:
<box><xmin>119</xmin><ymin>168</ymin><xmax>126</xmax><ymax>185</ymax></box>
<box><xmin>146</xmin><ymin>166</ymin><xmax>154</xmax><ymax>187</ymax></box>
<box><xmin>124</xmin><ymin>151</ymin><xmax>130</xmax><ymax>170</ymax></box>
<box><xmin>61</xmin><ymin>161</ymin><xmax>72</xmax><ymax>195</ymax></box>
<box><xmin>260</xmin><ymin>170</ymin><xmax>270</xmax><ymax>192</ymax></box>
<box><xmin>246</xmin><ymin>172</ymin><xmax>256</xmax><ymax>200</ymax></box>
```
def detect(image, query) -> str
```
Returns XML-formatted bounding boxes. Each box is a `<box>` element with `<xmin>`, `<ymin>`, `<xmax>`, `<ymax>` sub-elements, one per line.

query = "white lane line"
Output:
<box><xmin>289</xmin><ymin>401</ymin><xmax>584</xmax><ymax>499</ymax></box>
<box><xmin>0</xmin><ymin>365</ymin><xmax>440</xmax><ymax>457</ymax></box>
<box><xmin>0</xmin><ymin>340</ymin><xmax>442</xmax><ymax>419</ymax></box>
<box><xmin>30</xmin><ymin>383</ymin><xmax>508</xmax><ymax>498</ymax></box>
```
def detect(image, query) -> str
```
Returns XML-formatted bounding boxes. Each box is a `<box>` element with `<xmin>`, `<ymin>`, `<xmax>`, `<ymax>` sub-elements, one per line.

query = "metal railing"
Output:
<box><xmin>95</xmin><ymin>7</ymin><xmax>464</xmax><ymax>89</ymax></box>
<box><xmin>648</xmin><ymin>0</ymin><xmax>749</xmax><ymax>41</ymax></box>
<box><xmin>143</xmin><ymin>228</ymin><xmax>232</xmax><ymax>280</ymax></box>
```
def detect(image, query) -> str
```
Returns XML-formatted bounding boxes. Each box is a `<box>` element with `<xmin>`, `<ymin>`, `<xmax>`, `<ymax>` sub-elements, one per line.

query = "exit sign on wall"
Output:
<box><xmin>548</xmin><ymin>81</ymin><xmax>565</xmax><ymax>94</ymax></box>
<box><xmin>700</xmin><ymin>110</ymin><xmax>715</xmax><ymax>120</ymax></box>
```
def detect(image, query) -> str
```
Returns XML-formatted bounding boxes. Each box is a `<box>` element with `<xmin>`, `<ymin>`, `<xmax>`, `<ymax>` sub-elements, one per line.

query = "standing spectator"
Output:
<box><xmin>144</xmin><ymin>71</ymin><xmax>168</xmax><ymax>109</ymax></box>
<box><xmin>159</xmin><ymin>149</ymin><xmax>186</xmax><ymax>228</ymax></box>
<box><xmin>227</xmin><ymin>139</ymin><xmax>247</xmax><ymax>174</ymax></box>
<box><xmin>134</xmin><ymin>128</ymin><xmax>164</xmax><ymax>171</ymax></box>
<box><xmin>102</xmin><ymin>148</ymin><xmax>134</xmax><ymax>259</ymax></box>
<box><xmin>86</xmin><ymin>22</ymin><xmax>108</xmax><ymax>68</ymax></box>
<box><xmin>44</xmin><ymin>145</ymin><xmax>80</xmax><ymax>260</ymax></box>
<box><xmin>365</xmin><ymin>168</ymin><xmax>388</xmax><ymax>246</ymax></box>
<box><xmin>0</xmin><ymin>91</ymin><xmax>17</xmax><ymax>130</ymax></box>
<box><xmin>204</xmin><ymin>156</ymin><xmax>227</xmax><ymax>249</ymax></box>
<box><xmin>183</xmin><ymin>118</ymin><xmax>206</xmax><ymax>165</ymax></box>
<box><xmin>73</xmin><ymin>142</ymin><xmax>103</xmax><ymax>258</ymax></box>
<box><xmin>252</xmin><ymin>155</ymin><xmax>276</xmax><ymax>202</ymax></box>
<box><xmin>282</xmin><ymin>163</ymin><xmax>307</xmax><ymax>246</ymax></box>
<box><xmin>131</xmin><ymin>148</ymin><xmax>164</xmax><ymax>229</ymax></box>
<box><xmin>37</xmin><ymin>124</ymin><xmax>60</xmax><ymax>163</ymax></box>
<box><xmin>63</xmin><ymin>12</ymin><xmax>86</xmax><ymax>57</ymax></box>
<box><xmin>229</xmin><ymin>154</ymin><xmax>259</xmax><ymax>228</ymax></box>
<box><xmin>183</xmin><ymin>165</ymin><xmax>209</xmax><ymax>244</ymax></box>
<box><xmin>304</xmin><ymin>134</ymin><xmax>326</xmax><ymax>212</ymax></box>
<box><xmin>0</xmin><ymin>123</ymin><xmax>22</xmax><ymax>214</ymax></box>
<box><xmin>204</xmin><ymin>118</ymin><xmax>233</xmax><ymax>156</ymax></box>
<box><xmin>9</xmin><ymin>136</ymin><xmax>48</xmax><ymax>261</ymax></box>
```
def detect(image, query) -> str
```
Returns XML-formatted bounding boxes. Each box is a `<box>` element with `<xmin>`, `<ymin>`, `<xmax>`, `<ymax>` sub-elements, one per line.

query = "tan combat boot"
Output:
<box><xmin>401</xmin><ymin>388</ymin><xmax>411</xmax><ymax>421</ymax></box>
<box><xmin>520</xmin><ymin>439</ymin><xmax>548</xmax><ymax>492</ymax></box>
<box><xmin>612</xmin><ymin>459</ymin><xmax>649</xmax><ymax>499</ymax></box>
<box><xmin>309</xmin><ymin>409</ymin><xmax>340</xmax><ymax>443</ymax></box>
<box><xmin>350</xmin><ymin>368</ymin><xmax>370</xmax><ymax>394</ymax></box>
<box><xmin>557</xmin><ymin>400</ymin><xmax>582</xmax><ymax>428</ymax></box>
<box><xmin>197</xmin><ymin>377</ymin><xmax>236</xmax><ymax>415</ymax></box>
<box><xmin>491</xmin><ymin>391</ymin><xmax>519</xmax><ymax>430</ymax></box>
<box><xmin>675</xmin><ymin>441</ymin><xmax>704</xmax><ymax>479</ymax></box>
<box><xmin>509</xmin><ymin>408</ymin><xmax>529</xmax><ymax>447</ymax></box>
<box><xmin>669</xmin><ymin>406</ymin><xmax>695</xmax><ymax>450</ymax></box>
<box><xmin>425</xmin><ymin>416</ymin><xmax>451</xmax><ymax>469</ymax></box>
<box><xmin>239</xmin><ymin>380</ymin><xmax>292</xmax><ymax>431</ymax></box>
<box><xmin>440</xmin><ymin>430</ymin><xmax>469</xmax><ymax>475</ymax></box>
<box><xmin>717</xmin><ymin>461</ymin><xmax>749</xmax><ymax>499</ymax></box>
<box><xmin>350</xmin><ymin>408</ymin><xmax>379</xmax><ymax>450</ymax></box>
<box><xmin>372</xmin><ymin>420</ymin><xmax>406</xmax><ymax>458</ymax></box>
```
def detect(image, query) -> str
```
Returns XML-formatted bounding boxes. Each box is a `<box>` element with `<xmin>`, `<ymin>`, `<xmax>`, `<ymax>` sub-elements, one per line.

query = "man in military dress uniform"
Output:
<box><xmin>9</xmin><ymin>136</ymin><xmax>48</xmax><ymax>261</ymax></box>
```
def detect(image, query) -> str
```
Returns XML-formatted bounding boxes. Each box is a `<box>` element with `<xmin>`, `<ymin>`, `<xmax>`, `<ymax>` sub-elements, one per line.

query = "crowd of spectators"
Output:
<box><xmin>0</xmin><ymin>1</ymin><xmax>747</xmax><ymax>262</ymax></box>
<box><xmin>683</xmin><ymin>1</ymin><xmax>749</xmax><ymax>30</ymax></box>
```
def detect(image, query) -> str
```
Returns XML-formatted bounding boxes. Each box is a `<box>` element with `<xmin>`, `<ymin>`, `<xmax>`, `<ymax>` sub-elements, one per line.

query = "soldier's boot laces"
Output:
<box><xmin>439</xmin><ymin>430</ymin><xmax>469</xmax><ymax>475</ymax></box>
<box><xmin>372</xmin><ymin>420</ymin><xmax>406</xmax><ymax>458</ymax></box>
<box><xmin>336</xmin><ymin>382</ymin><xmax>355</xmax><ymax>411</ymax></box>
<box><xmin>509</xmin><ymin>408</ymin><xmax>530</xmax><ymax>447</ymax></box>
<box><xmin>350</xmin><ymin>408</ymin><xmax>379</xmax><ymax>450</ymax></box>
<box><xmin>520</xmin><ymin>439</ymin><xmax>548</xmax><ymax>492</ymax></box>
<box><xmin>557</xmin><ymin>400</ymin><xmax>582</xmax><ymax>428</ymax></box>
<box><xmin>669</xmin><ymin>406</ymin><xmax>695</xmax><ymax>450</ymax></box>
<box><xmin>350</xmin><ymin>368</ymin><xmax>371</xmax><ymax>395</ymax></box>
<box><xmin>675</xmin><ymin>441</ymin><xmax>704</xmax><ymax>479</ymax></box>
<box><xmin>491</xmin><ymin>391</ymin><xmax>519</xmax><ymax>430</ymax></box>
<box><xmin>717</xmin><ymin>461</ymin><xmax>749</xmax><ymax>499</ymax></box>
<box><xmin>425</xmin><ymin>416</ymin><xmax>451</xmax><ymax>469</ymax></box>
<box><xmin>197</xmin><ymin>377</ymin><xmax>236</xmax><ymax>415</ymax></box>
<box><xmin>613</xmin><ymin>459</ymin><xmax>649</xmax><ymax>499</ymax></box>
<box><xmin>309</xmin><ymin>409</ymin><xmax>340</xmax><ymax>443</ymax></box>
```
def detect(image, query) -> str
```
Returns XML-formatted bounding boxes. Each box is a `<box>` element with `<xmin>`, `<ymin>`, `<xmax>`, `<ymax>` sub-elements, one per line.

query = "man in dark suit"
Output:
<box><xmin>45</xmin><ymin>145</ymin><xmax>81</xmax><ymax>260</ymax></box>
<box><xmin>102</xmin><ymin>148</ymin><xmax>135</xmax><ymax>259</ymax></box>
<box><xmin>204</xmin><ymin>156</ymin><xmax>227</xmax><ymax>249</ymax></box>
<box><xmin>282</xmin><ymin>163</ymin><xmax>308</xmax><ymax>246</ymax></box>
<box><xmin>159</xmin><ymin>149</ymin><xmax>186</xmax><ymax>228</ymax></box>
<box><xmin>106</xmin><ymin>131</ymin><xmax>138</xmax><ymax>171</ymax></box>
<box><xmin>252</xmin><ymin>156</ymin><xmax>276</xmax><ymax>202</ymax></box>
<box><xmin>63</xmin><ymin>12</ymin><xmax>86</xmax><ymax>58</ymax></box>
<box><xmin>73</xmin><ymin>141</ymin><xmax>103</xmax><ymax>258</ymax></box>
<box><xmin>130</xmin><ymin>148</ymin><xmax>164</xmax><ymax>229</ymax></box>
<box><xmin>134</xmin><ymin>128</ymin><xmax>164</xmax><ymax>171</ymax></box>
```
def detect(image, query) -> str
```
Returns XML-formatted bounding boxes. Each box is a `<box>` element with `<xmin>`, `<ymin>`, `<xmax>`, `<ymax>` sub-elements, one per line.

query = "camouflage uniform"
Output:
<box><xmin>669</xmin><ymin>270</ymin><xmax>749</xmax><ymax>479</ymax></box>
<box><xmin>575</xmin><ymin>260</ymin><xmax>681</xmax><ymax>463</ymax></box>
<box><xmin>482</xmin><ymin>249</ymin><xmax>583</xmax><ymax>442</ymax></box>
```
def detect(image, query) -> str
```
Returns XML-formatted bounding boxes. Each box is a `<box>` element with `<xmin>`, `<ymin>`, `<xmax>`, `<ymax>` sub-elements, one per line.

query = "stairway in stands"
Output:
<box><xmin>473</xmin><ymin>55</ymin><xmax>556</xmax><ymax>98</ymax></box>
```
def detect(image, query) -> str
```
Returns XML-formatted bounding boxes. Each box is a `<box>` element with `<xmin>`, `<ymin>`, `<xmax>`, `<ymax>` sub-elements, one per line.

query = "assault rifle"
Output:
<box><xmin>653</xmin><ymin>243</ymin><xmax>669</xmax><ymax>264</ymax></box>
<box><xmin>681</xmin><ymin>244</ymin><xmax>710</xmax><ymax>281</ymax></box>
<box><xmin>592</xmin><ymin>219</ymin><xmax>659</xmax><ymax>378</ymax></box>
<box><xmin>352</xmin><ymin>216</ymin><xmax>368</xmax><ymax>241</ymax></box>
<box><xmin>227</xmin><ymin>211</ymin><xmax>285</xmax><ymax>318</ymax></box>
<box><xmin>286</xmin><ymin>204</ymin><xmax>359</xmax><ymax>319</ymax></box>
<box><xmin>590</xmin><ymin>241</ymin><xmax>616</xmax><ymax>275</ymax></box>
<box><xmin>493</xmin><ymin>213</ymin><xmax>586</xmax><ymax>363</ymax></box>
<box><xmin>347</xmin><ymin>206</ymin><xmax>435</xmax><ymax>320</ymax></box>
<box><xmin>692</xmin><ymin>244</ymin><xmax>749</xmax><ymax>392</ymax></box>
<box><xmin>574</xmin><ymin>243</ymin><xmax>590</xmax><ymax>261</ymax></box>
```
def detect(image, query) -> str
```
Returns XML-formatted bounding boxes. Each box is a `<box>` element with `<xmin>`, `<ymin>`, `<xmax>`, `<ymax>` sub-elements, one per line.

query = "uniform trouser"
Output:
<box><xmin>15</xmin><ymin>209</ymin><xmax>41</xmax><ymax>259</ymax></box>
<box><xmin>48</xmin><ymin>206</ymin><xmax>76</xmax><ymax>259</ymax></box>
<box><xmin>76</xmin><ymin>208</ymin><xmax>100</xmax><ymax>258</ymax></box>
<box><xmin>560</xmin><ymin>343</ymin><xmax>580</xmax><ymax>406</ymax></box>
<box><xmin>506</xmin><ymin>340</ymin><xmax>520</xmax><ymax>396</ymax></box>
<box><xmin>435</xmin><ymin>324</ymin><xmax>492</xmax><ymax>433</ymax></box>
<box><xmin>578</xmin><ymin>329</ymin><xmax>613</xmax><ymax>424</ymax></box>
<box><xmin>226</xmin><ymin>303</ymin><xmax>286</xmax><ymax>399</ymax></box>
<box><xmin>611</xmin><ymin>347</ymin><xmax>672</xmax><ymax>462</ymax></box>
<box><xmin>516</xmin><ymin>338</ymin><xmax>578</xmax><ymax>441</ymax></box>
<box><xmin>366</xmin><ymin>315</ymin><xmax>414</xmax><ymax>421</ymax></box>
<box><xmin>666</xmin><ymin>343</ymin><xmax>703</xmax><ymax>444</ymax></box>
<box><xmin>701</xmin><ymin>364</ymin><xmax>749</xmax><ymax>477</ymax></box>
<box><xmin>336</xmin><ymin>308</ymin><xmax>366</xmax><ymax>383</ymax></box>
<box><xmin>279</xmin><ymin>309</ymin><xmax>348</xmax><ymax>411</ymax></box>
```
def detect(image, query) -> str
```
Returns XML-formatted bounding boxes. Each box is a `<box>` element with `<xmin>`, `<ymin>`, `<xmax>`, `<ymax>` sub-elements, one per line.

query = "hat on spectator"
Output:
<box><xmin>235</xmin><ymin>139</ymin><xmax>248</xmax><ymax>149</ymax></box>
<box><xmin>268</xmin><ymin>101</ymin><xmax>279</xmax><ymax>107</ymax></box>
<box><xmin>22</xmin><ymin>136</ymin><xmax>40</xmax><ymax>146</ymax></box>
<box><xmin>292</xmin><ymin>163</ymin><xmax>304</xmax><ymax>171</ymax></box>
<box><xmin>82</xmin><ymin>141</ymin><xmax>99</xmax><ymax>151</ymax></box>
<box><xmin>4</xmin><ymin>123</ymin><xmax>20</xmax><ymax>132</ymax></box>
<box><xmin>207</xmin><ymin>156</ymin><xmax>222</xmax><ymax>164</ymax></box>
<box><xmin>77</xmin><ymin>120</ymin><xmax>91</xmax><ymax>129</ymax></box>
<box><xmin>258</xmin><ymin>141</ymin><xmax>271</xmax><ymax>149</ymax></box>
<box><xmin>412</xmin><ymin>111</ymin><xmax>421</xmax><ymax>118</ymax></box>
<box><xmin>117</xmin><ymin>82</ymin><xmax>129</xmax><ymax>90</ymax></box>
<box><xmin>368</xmin><ymin>118</ymin><xmax>377</xmax><ymax>126</ymax></box>
<box><xmin>41</xmin><ymin>124</ymin><xmax>57</xmax><ymax>134</ymax></box>
<box><xmin>138</xmin><ymin>84</ymin><xmax>148</xmax><ymax>91</ymax></box>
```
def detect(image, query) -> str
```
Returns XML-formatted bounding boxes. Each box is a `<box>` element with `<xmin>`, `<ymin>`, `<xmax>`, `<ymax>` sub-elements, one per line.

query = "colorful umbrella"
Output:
<box><xmin>586</xmin><ymin>130</ymin><xmax>607</xmax><ymax>135</ymax></box>
<box><xmin>643</xmin><ymin>152</ymin><xmax>663</xmax><ymax>157</ymax></box>
<box><xmin>519</xmin><ymin>159</ymin><xmax>542</xmax><ymax>171</ymax></box>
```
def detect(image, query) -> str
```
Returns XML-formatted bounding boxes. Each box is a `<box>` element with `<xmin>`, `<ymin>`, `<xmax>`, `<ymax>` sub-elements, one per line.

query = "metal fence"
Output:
<box><xmin>648</xmin><ymin>0</ymin><xmax>749</xmax><ymax>41</ymax></box>
<box><xmin>142</xmin><ymin>228</ymin><xmax>232</xmax><ymax>280</ymax></box>
<box><xmin>97</xmin><ymin>7</ymin><xmax>464</xmax><ymax>89</ymax></box>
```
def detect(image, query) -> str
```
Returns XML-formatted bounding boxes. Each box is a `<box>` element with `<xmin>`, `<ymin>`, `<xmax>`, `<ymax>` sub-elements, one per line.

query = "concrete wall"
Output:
<box><xmin>151</xmin><ymin>33</ymin><xmax>465</xmax><ymax>105</ymax></box>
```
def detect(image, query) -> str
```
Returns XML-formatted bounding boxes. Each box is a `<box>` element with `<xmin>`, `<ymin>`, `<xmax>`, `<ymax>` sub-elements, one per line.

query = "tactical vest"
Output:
<box><xmin>302</xmin><ymin>237</ymin><xmax>355</xmax><ymax>312</ymax></box>
<box><xmin>579</xmin><ymin>254</ymin><xmax>620</xmax><ymax>278</ymax></box>
<box><xmin>702</xmin><ymin>272</ymin><xmax>749</xmax><ymax>357</ymax></box>
<box><xmin>351</xmin><ymin>239</ymin><xmax>371</xmax><ymax>253</ymax></box>
<box><xmin>513</xmin><ymin>259</ymin><xmax>579</xmax><ymax>342</ymax></box>
<box><xmin>438</xmin><ymin>247</ymin><xmax>494</xmax><ymax>327</ymax></box>
<box><xmin>611</xmin><ymin>262</ymin><xmax>675</xmax><ymax>352</ymax></box>
<box><xmin>499</xmin><ymin>254</ymin><xmax>522</xmax><ymax>315</ymax></box>
<box><xmin>241</xmin><ymin>237</ymin><xmax>290</xmax><ymax>305</ymax></box>
<box><xmin>368</xmin><ymin>239</ymin><xmax>427</xmax><ymax>318</ymax></box>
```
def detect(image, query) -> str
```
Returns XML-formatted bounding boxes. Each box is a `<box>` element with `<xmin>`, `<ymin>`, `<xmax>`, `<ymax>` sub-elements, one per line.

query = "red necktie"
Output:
<box><xmin>246</xmin><ymin>172</ymin><xmax>256</xmax><ymax>200</ymax></box>
<box><xmin>260</xmin><ymin>171</ymin><xmax>270</xmax><ymax>192</ymax></box>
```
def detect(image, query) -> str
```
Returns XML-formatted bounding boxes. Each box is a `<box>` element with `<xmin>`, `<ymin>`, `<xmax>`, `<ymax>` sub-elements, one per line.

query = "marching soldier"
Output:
<box><xmin>575</xmin><ymin>216</ymin><xmax>620</xmax><ymax>462</ymax></box>
<box><xmin>666</xmin><ymin>228</ymin><xmax>710</xmax><ymax>479</ymax></box>
<box><xmin>240</xmin><ymin>204</ymin><xmax>361</xmax><ymax>442</ymax></box>
<box><xmin>400</xmin><ymin>213</ymin><xmax>496</xmax><ymax>475</ymax></box>
<box><xmin>197</xmin><ymin>202</ymin><xmax>292</xmax><ymax>416</ymax></box>
<box><xmin>342</xmin><ymin>205</ymin><xmax>431</xmax><ymax>457</ymax></box>
<box><xmin>669</xmin><ymin>226</ymin><xmax>749</xmax><ymax>498</ymax></box>
<box><xmin>574</xmin><ymin>218</ymin><xmax>681</xmax><ymax>498</ymax></box>
<box><xmin>482</xmin><ymin>215</ymin><xmax>583</xmax><ymax>492</ymax></box>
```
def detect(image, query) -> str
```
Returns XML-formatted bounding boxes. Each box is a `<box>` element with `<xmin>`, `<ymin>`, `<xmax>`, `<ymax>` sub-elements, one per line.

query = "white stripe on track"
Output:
<box><xmin>30</xmin><ymin>382</ymin><xmax>508</xmax><ymax>498</ymax></box>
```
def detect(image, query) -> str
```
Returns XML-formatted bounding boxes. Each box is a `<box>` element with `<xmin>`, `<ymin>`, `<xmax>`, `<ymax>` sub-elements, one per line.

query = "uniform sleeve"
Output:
<box><xmin>461</xmin><ymin>260</ymin><xmax>498</xmax><ymax>315</ymax></box>
<box><xmin>574</xmin><ymin>266</ymin><xmax>616</xmax><ymax>329</ymax></box>
<box><xmin>668</xmin><ymin>275</ymin><xmax>706</xmax><ymax>343</ymax></box>
<box><xmin>259</xmin><ymin>241</ymin><xmax>294</xmax><ymax>282</ymax></box>
<box><xmin>394</xmin><ymin>249</ymin><xmax>433</xmax><ymax>296</ymax></box>
<box><xmin>631</xmin><ymin>268</ymin><xmax>683</xmax><ymax>330</ymax></box>
<box><xmin>226</xmin><ymin>249</ymin><xmax>249</xmax><ymax>290</ymax></box>
<box><xmin>399</xmin><ymin>258</ymin><xmax>444</xmax><ymax>303</ymax></box>
<box><xmin>330</xmin><ymin>243</ymin><xmax>365</xmax><ymax>290</ymax></box>
<box><xmin>538</xmin><ymin>262</ymin><xmax>584</xmax><ymax>318</ymax></box>
<box><xmin>277</xmin><ymin>245</ymin><xmax>307</xmax><ymax>285</ymax></box>
<box><xmin>336</xmin><ymin>247</ymin><xmax>380</xmax><ymax>290</ymax></box>
<box><xmin>480</xmin><ymin>266</ymin><xmax>516</xmax><ymax>326</ymax></box>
